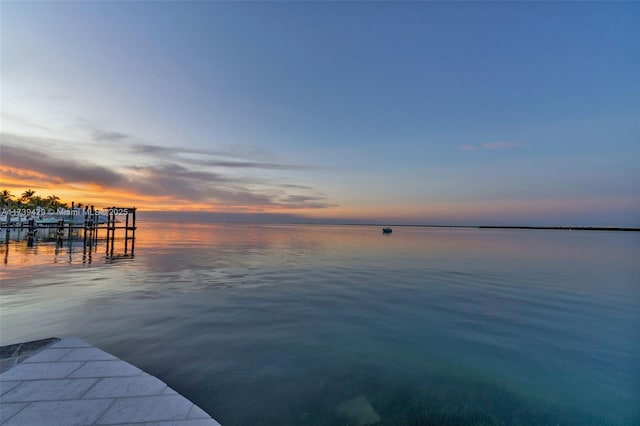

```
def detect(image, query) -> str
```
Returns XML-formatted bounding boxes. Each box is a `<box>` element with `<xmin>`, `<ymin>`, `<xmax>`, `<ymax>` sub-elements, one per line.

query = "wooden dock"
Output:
<box><xmin>1</xmin><ymin>206</ymin><xmax>137</xmax><ymax>262</ymax></box>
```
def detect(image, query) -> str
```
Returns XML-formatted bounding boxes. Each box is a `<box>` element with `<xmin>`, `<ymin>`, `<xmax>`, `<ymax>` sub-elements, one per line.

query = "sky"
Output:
<box><xmin>1</xmin><ymin>1</ymin><xmax>638</xmax><ymax>226</ymax></box>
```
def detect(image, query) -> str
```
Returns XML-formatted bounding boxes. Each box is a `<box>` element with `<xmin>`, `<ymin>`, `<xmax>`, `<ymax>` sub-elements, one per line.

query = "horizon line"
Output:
<box><xmin>136</xmin><ymin>212</ymin><xmax>640</xmax><ymax>232</ymax></box>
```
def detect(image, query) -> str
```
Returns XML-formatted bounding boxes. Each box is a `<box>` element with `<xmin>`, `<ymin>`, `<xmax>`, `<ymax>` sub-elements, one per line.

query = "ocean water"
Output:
<box><xmin>1</xmin><ymin>222</ymin><xmax>638</xmax><ymax>425</ymax></box>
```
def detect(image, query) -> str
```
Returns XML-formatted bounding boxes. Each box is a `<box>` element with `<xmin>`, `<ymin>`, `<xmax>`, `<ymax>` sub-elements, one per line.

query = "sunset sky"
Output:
<box><xmin>1</xmin><ymin>2</ymin><xmax>638</xmax><ymax>226</ymax></box>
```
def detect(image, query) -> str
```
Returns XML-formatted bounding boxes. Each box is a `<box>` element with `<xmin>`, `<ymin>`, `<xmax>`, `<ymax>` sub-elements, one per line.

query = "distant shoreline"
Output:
<box><xmin>136</xmin><ymin>212</ymin><xmax>639</xmax><ymax>231</ymax></box>
<box><xmin>476</xmin><ymin>225</ymin><xmax>639</xmax><ymax>232</ymax></box>
<box><xmin>341</xmin><ymin>224</ymin><xmax>640</xmax><ymax>232</ymax></box>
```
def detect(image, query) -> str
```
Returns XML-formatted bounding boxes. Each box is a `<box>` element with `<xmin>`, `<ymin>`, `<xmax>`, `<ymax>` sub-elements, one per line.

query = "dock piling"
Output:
<box><xmin>1</xmin><ymin>205</ymin><xmax>136</xmax><ymax>262</ymax></box>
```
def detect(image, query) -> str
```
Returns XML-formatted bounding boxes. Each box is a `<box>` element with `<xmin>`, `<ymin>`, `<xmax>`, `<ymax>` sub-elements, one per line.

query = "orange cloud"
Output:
<box><xmin>0</xmin><ymin>133</ymin><xmax>335</xmax><ymax>213</ymax></box>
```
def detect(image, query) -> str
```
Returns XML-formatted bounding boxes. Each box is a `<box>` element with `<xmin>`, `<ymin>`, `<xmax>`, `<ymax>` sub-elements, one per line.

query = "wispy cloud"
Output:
<box><xmin>0</xmin><ymin>144</ymin><xmax>124</xmax><ymax>186</ymax></box>
<box><xmin>190</xmin><ymin>158</ymin><xmax>310</xmax><ymax>171</ymax></box>
<box><xmin>460</xmin><ymin>144</ymin><xmax>478</xmax><ymax>151</ymax></box>
<box><xmin>279</xmin><ymin>183</ymin><xmax>314</xmax><ymax>190</ymax></box>
<box><xmin>130</xmin><ymin>143</ymin><xmax>210</xmax><ymax>156</ymax></box>
<box><xmin>128</xmin><ymin>142</ymin><xmax>311</xmax><ymax>170</ymax></box>
<box><xmin>121</xmin><ymin>163</ymin><xmax>333</xmax><ymax>209</ymax></box>
<box><xmin>93</xmin><ymin>130</ymin><xmax>131</xmax><ymax>142</ymax></box>
<box><xmin>77</xmin><ymin>123</ymin><xmax>313</xmax><ymax>170</ymax></box>
<box><xmin>0</xmin><ymin>132</ymin><xmax>334</xmax><ymax>211</ymax></box>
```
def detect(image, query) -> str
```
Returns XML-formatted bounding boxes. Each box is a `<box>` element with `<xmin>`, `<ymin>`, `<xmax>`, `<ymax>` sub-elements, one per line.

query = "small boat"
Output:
<box><xmin>382</xmin><ymin>227</ymin><xmax>392</xmax><ymax>234</ymax></box>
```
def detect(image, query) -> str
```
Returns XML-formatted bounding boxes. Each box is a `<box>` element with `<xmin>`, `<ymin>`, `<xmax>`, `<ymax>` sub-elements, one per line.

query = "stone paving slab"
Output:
<box><xmin>97</xmin><ymin>395</ymin><xmax>194</xmax><ymax>424</ymax></box>
<box><xmin>69</xmin><ymin>360</ymin><xmax>142</xmax><ymax>378</ymax></box>
<box><xmin>0</xmin><ymin>337</ymin><xmax>221</xmax><ymax>426</ymax></box>
<box><xmin>113</xmin><ymin>421</ymin><xmax>222</xmax><ymax>426</ymax></box>
<box><xmin>4</xmin><ymin>399</ymin><xmax>115</xmax><ymax>426</ymax></box>
<box><xmin>49</xmin><ymin>337</ymin><xmax>93</xmax><ymax>349</ymax></box>
<box><xmin>23</xmin><ymin>348</ymin><xmax>72</xmax><ymax>363</ymax></box>
<box><xmin>1</xmin><ymin>378</ymin><xmax>98</xmax><ymax>403</ymax></box>
<box><xmin>0</xmin><ymin>403</ymin><xmax>27</xmax><ymax>423</ymax></box>
<box><xmin>0</xmin><ymin>382</ymin><xmax>21</xmax><ymax>397</ymax></box>
<box><xmin>60</xmin><ymin>348</ymin><xmax>119</xmax><ymax>362</ymax></box>
<box><xmin>83</xmin><ymin>376</ymin><xmax>167</xmax><ymax>399</ymax></box>
<box><xmin>0</xmin><ymin>361</ymin><xmax>84</xmax><ymax>381</ymax></box>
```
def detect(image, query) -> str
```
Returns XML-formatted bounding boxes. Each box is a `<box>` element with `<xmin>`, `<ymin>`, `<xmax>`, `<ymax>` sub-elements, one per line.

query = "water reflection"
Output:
<box><xmin>1</xmin><ymin>222</ymin><xmax>639</xmax><ymax>425</ymax></box>
<box><xmin>1</xmin><ymin>224</ymin><xmax>135</xmax><ymax>266</ymax></box>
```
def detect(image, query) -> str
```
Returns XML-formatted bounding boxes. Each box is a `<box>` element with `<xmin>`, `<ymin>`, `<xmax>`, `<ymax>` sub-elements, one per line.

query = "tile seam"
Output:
<box><xmin>0</xmin><ymin>382</ymin><xmax>24</xmax><ymax>397</ymax></box>
<box><xmin>0</xmin><ymin>401</ymin><xmax>31</xmax><ymax>424</ymax></box>
<box><xmin>186</xmin><ymin>403</ymin><xmax>197</xmax><ymax>419</ymax></box>
<box><xmin>77</xmin><ymin>378</ymin><xmax>102</xmax><ymax>399</ymax></box>
<box><xmin>90</xmin><ymin>397</ymin><xmax>118</xmax><ymax>425</ymax></box>
<box><xmin>64</xmin><ymin>360</ymin><xmax>88</xmax><ymax>378</ymax></box>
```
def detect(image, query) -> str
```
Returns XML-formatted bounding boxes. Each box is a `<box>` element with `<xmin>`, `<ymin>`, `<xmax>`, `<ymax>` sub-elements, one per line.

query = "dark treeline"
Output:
<box><xmin>1</xmin><ymin>189</ymin><xmax>69</xmax><ymax>210</ymax></box>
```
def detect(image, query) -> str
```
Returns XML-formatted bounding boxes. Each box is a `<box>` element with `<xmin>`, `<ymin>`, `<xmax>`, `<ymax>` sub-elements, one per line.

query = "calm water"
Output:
<box><xmin>1</xmin><ymin>222</ymin><xmax>639</xmax><ymax>425</ymax></box>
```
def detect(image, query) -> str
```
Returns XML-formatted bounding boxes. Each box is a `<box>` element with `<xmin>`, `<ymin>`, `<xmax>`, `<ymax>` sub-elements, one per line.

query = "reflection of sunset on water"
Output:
<box><xmin>1</xmin><ymin>222</ymin><xmax>638</xmax><ymax>425</ymax></box>
<box><xmin>2</xmin><ymin>222</ymin><xmax>633</xmax><ymax>277</ymax></box>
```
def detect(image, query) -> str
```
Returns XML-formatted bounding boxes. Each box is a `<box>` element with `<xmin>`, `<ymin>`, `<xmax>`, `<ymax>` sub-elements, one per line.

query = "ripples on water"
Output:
<box><xmin>1</xmin><ymin>222</ymin><xmax>639</xmax><ymax>425</ymax></box>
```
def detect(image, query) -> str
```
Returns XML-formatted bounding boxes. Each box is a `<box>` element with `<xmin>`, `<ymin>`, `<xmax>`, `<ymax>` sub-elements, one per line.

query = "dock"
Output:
<box><xmin>0</xmin><ymin>337</ymin><xmax>221</xmax><ymax>425</ymax></box>
<box><xmin>1</xmin><ymin>206</ymin><xmax>137</xmax><ymax>262</ymax></box>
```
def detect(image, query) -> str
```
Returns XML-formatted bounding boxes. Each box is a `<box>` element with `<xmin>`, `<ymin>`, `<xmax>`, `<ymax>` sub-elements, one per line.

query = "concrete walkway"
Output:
<box><xmin>0</xmin><ymin>337</ymin><xmax>221</xmax><ymax>426</ymax></box>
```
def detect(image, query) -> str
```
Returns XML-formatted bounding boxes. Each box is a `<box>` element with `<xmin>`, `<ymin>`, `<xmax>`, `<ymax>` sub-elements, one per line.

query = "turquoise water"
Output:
<box><xmin>1</xmin><ymin>222</ymin><xmax>639</xmax><ymax>425</ymax></box>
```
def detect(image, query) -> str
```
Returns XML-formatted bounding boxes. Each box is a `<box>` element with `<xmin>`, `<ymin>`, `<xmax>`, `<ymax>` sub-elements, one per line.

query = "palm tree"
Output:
<box><xmin>21</xmin><ymin>189</ymin><xmax>35</xmax><ymax>203</ymax></box>
<box><xmin>28</xmin><ymin>195</ymin><xmax>44</xmax><ymax>208</ymax></box>
<box><xmin>1</xmin><ymin>190</ymin><xmax>13</xmax><ymax>205</ymax></box>
<box><xmin>45</xmin><ymin>195</ymin><xmax>60</xmax><ymax>209</ymax></box>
